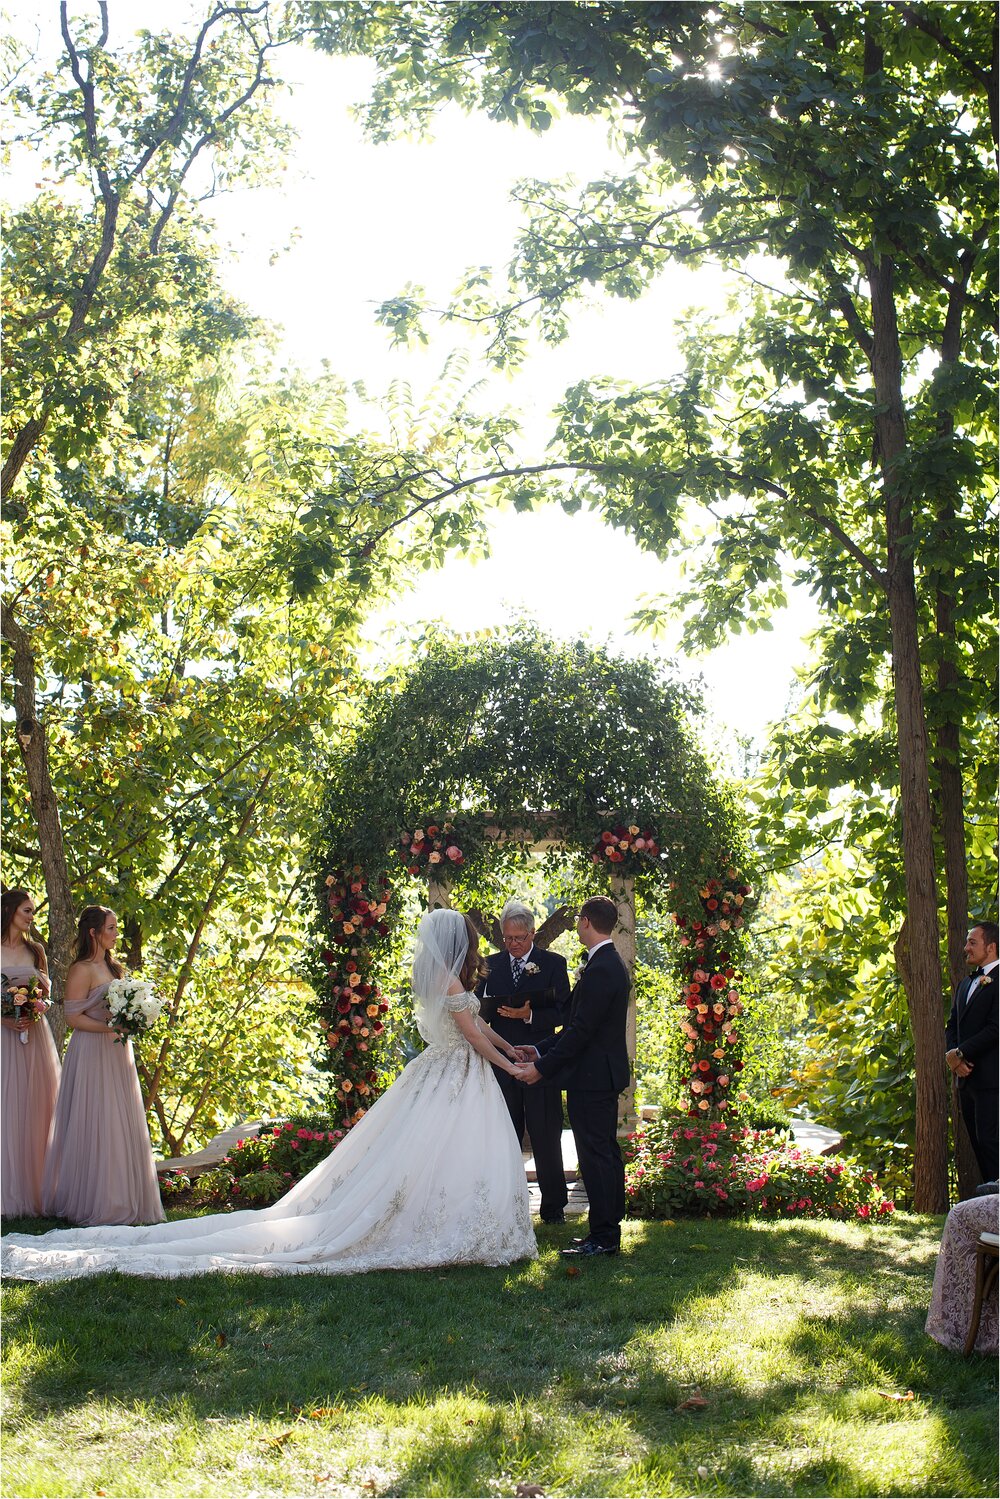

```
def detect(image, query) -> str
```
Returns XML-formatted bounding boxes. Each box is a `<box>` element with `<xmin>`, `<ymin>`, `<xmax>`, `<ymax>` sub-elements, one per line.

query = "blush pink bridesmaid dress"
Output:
<box><xmin>40</xmin><ymin>979</ymin><xmax>165</xmax><ymax>1226</ymax></box>
<box><xmin>0</xmin><ymin>948</ymin><xmax>61</xmax><ymax>1217</ymax></box>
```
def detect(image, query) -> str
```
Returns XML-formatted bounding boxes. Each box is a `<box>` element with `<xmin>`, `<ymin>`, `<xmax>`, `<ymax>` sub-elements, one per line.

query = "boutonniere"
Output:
<box><xmin>524</xmin><ymin>962</ymin><xmax>540</xmax><ymax>975</ymax></box>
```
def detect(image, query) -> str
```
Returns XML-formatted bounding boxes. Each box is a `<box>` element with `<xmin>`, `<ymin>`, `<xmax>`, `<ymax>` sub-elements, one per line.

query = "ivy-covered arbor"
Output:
<box><xmin>310</xmin><ymin>628</ymin><xmax>756</xmax><ymax>1129</ymax></box>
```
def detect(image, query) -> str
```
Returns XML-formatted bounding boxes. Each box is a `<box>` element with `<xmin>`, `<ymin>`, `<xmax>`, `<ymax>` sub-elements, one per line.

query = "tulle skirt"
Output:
<box><xmin>1</xmin><ymin>1020</ymin><xmax>60</xmax><ymax>1217</ymax></box>
<box><xmin>40</xmin><ymin>1029</ymin><xmax>164</xmax><ymax>1228</ymax></box>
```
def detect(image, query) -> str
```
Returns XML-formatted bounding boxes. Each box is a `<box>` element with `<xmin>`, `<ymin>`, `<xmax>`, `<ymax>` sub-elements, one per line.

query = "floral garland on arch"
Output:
<box><xmin>673</xmin><ymin>868</ymin><xmax>757</xmax><ymax>1120</ymax></box>
<box><xmin>589</xmin><ymin>823</ymin><xmax>662</xmax><ymax>871</ymax></box>
<box><xmin>316</xmin><ymin>868</ymin><xmax>393</xmax><ymax>1126</ymax></box>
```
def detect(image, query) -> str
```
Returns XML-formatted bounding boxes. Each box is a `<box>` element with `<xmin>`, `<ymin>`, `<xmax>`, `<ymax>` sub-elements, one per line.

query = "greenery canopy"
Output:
<box><xmin>316</xmin><ymin>628</ymin><xmax>749</xmax><ymax>913</ymax></box>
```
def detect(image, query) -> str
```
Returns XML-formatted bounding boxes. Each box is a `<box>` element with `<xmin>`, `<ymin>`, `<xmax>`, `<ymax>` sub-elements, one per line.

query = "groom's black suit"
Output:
<box><xmin>946</xmin><ymin>965</ymin><xmax>999</xmax><ymax>1181</ymax></box>
<box><xmin>477</xmin><ymin>944</ymin><xmax>571</xmax><ymax>1220</ymax></box>
<box><xmin>532</xmin><ymin>941</ymin><xmax>630</xmax><ymax>1249</ymax></box>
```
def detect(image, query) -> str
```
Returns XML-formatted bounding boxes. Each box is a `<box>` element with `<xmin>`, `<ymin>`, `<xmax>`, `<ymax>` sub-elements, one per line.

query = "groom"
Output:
<box><xmin>513</xmin><ymin>895</ymin><xmax>630</xmax><ymax>1257</ymax></box>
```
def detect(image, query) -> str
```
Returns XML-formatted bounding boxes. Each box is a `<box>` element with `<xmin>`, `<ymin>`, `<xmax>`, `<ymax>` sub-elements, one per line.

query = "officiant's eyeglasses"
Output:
<box><xmin>502</xmin><ymin>931</ymin><xmax>533</xmax><ymax>947</ymax></box>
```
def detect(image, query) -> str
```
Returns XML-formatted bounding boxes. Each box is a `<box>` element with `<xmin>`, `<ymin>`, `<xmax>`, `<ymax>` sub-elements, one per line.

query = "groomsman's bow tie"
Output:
<box><xmin>969</xmin><ymin>968</ymin><xmax>984</xmax><ymax>979</ymax></box>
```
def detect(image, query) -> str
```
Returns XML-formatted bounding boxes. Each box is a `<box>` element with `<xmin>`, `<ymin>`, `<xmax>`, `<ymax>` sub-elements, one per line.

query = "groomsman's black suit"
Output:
<box><xmin>532</xmin><ymin>941</ymin><xmax>630</xmax><ymax>1249</ymax></box>
<box><xmin>946</xmin><ymin>964</ymin><xmax>999</xmax><ymax>1182</ymax></box>
<box><xmin>476</xmin><ymin>944</ymin><xmax>571</xmax><ymax>1221</ymax></box>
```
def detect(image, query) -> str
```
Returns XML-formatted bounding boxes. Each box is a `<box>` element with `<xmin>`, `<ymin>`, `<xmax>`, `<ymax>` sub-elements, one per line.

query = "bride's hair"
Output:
<box><xmin>458</xmin><ymin>913</ymin><xmax>485</xmax><ymax>991</ymax></box>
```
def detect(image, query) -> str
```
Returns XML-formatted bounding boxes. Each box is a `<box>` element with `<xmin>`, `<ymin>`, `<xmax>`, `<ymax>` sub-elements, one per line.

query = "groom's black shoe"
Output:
<box><xmin>560</xmin><ymin>1240</ymin><xmax>618</xmax><ymax>1258</ymax></box>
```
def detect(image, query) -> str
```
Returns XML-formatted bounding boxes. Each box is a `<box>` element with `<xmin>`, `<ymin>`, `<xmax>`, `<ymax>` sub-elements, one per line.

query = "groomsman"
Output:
<box><xmin>945</xmin><ymin>920</ymin><xmax>999</xmax><ymax>1184</ymax></box>
<box><xmin>514</xmin><ymin>895</ymin><xmax>630</xmax><ymax>1257</ymax></box>
<box><xmin>476</xmin><ymin>900</ymin><xmax>571</xmax><ymax>1223</ymax></box>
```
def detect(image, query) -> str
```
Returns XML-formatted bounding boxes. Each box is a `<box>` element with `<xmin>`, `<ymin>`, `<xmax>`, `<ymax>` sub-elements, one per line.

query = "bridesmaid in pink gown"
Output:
<box><xmin>1</xmin><ymin>889</ymin><xmax>60</xmax><ymax>1217</ymax></box>
<box><xmin>41</xmin><ymin>906</ymin><xmax>164</xmax><ymax>1227</ymax></box>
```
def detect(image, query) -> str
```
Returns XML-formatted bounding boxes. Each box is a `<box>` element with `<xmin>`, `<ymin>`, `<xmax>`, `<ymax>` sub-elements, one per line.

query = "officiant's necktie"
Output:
<box><xmin>510</xmin><ymin>957</ymin><xmax>525</xmax><ymax>986</ymax></box>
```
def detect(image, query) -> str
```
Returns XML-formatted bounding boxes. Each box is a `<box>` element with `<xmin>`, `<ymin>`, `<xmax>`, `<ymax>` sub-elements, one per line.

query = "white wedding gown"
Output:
<box><xmin>0</xmin><ymin>993</ymin><xmax>537</xmax><ymax>1282</ymax></box>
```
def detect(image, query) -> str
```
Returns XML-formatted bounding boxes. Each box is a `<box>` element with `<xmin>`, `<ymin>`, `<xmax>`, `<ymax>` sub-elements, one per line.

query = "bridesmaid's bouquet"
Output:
<box><xmin>1</xmin><ymin>974</ymin><xmax>50</xmax><ymax>1046</ymax></box>
<box><xmin>105</xmin><ymin>976</ymin><xmax>164</xmax><ymax>1044</ymax></box>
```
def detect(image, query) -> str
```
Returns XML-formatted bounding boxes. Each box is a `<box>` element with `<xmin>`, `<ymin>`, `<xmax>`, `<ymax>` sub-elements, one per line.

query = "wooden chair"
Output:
<box><xmin>964</xmin><ymin>1231</ymin><xmax>999</xmax><ymax>1356</ymax></box>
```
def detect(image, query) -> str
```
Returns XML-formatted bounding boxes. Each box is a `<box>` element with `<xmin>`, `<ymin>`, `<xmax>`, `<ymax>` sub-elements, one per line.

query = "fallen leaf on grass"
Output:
<box><xmin>175</xmin><ymin>1297</ymin><xmax>186</xmax><ymax>1306</ymax></box>
<box><xmin>313</xmin><ymin>1476</ymin><xmax>332</xmax><ymax>1485</ymax></box>
<box><xmin>676</xmin><ymin>1389</ymin><xmax>709</xmax><ymax>1411</ymax></box>
<box><xmin>215</xmin><ymin>1331</ymin><xmax>228</xmax><ymax>1348</ymax></box>
<box><xmin>876</xmin><ymin>1390</ymin><xmax>914</xmax><ymax>1402</ymax></box>
<box><xmin>361</xmin><ymin>1481</ymin><xmax>378</xmax><ymax>1494</ymax></box>
<box><xmin>515</xmin><ymin>1485</ymin><xmax>546</xmax><ymax>1497</ymax></box>
<box><xmin>689</xmin><ymin>1243</ymin><xmax>710</xmax><ymax>1251</ymax></box>
<box><xmin>263</xmin><ymin>1430</ymin><xmax>295</xmax><ymax>1449</ymax></box>
<box><xmin>565</xmin><ymin>1265</ymin><xmax>581</xmax><ymax>1278</ymax></box>
<box><xmin>696</xmin><ymin>1466</ymin><xmax>710</xmax><ymax>1479</ymax></box>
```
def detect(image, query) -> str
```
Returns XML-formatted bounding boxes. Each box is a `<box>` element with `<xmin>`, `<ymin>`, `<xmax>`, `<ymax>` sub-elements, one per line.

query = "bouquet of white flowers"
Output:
<box><xmin>105</xmin><ymin>976</ymin><xmax>163</xmax><ymax>1044</ymax></box>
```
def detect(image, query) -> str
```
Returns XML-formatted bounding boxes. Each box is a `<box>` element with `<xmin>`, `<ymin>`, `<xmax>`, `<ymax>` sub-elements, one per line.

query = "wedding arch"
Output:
<box><xmin>309</xmin><ymin>628</ymin><xmax>757</xmax><ymax>1131</ymax></box>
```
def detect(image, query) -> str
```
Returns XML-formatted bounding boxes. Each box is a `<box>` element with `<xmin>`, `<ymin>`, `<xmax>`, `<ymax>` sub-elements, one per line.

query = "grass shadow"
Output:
<box><xmin>3</xmin><ymin>1212</ymin><xmax>996</xmax><ymax>1497</ymax></box>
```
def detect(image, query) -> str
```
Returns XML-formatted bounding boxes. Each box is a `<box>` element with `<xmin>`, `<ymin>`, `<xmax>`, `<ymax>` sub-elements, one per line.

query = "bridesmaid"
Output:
<box><xmin>41</xmin><ymin>906</ymin><xmax>165</xmax><ymax>1226</ymax></box>
<box><xmin>1</xmin><ymin>889</ymin><xmax>61</xmax><ymax>1218</ymax></box>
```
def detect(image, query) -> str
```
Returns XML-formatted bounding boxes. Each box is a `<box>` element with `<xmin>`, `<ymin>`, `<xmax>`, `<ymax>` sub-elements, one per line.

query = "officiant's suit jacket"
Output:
<box><xmin>476</xmin><ymin>946</ymin><xmax>571</xmax><ymax>1049</ymax></box>
<box><xmin>532</xmin><ymin>942</ymin><xmax>630</xmax><ymax>1093</ymax></box>
<box><xmin>946</xmin><ymin>968</ymin><xmax>999</xmax><ymax>1094</ymax></box>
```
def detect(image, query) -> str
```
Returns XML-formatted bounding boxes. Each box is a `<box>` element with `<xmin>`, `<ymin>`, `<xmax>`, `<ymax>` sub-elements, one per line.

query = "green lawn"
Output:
<box><xmin>1</xmin><ymin>1212</ymin><xmax>995</xmax><ymax>1498</ymax></box>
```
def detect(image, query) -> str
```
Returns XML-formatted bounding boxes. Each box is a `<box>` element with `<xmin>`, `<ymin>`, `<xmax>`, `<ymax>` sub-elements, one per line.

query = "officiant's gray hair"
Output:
<box><xmin>500</xmin><ymin>900</ymin><xmax>535</xmax><ymax>931</ymax></box>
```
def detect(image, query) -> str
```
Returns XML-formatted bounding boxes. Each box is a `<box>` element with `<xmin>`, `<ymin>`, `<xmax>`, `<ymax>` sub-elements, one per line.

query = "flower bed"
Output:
<box><xmin>160</xmin><ymin>1116</ymin><xmax>346</xmax><ymax>1210</ymax></box>
<box><xmin>624</xmin><ymin>1115</ymin><xmax>895</xmax><ymax>1222</ymax></box>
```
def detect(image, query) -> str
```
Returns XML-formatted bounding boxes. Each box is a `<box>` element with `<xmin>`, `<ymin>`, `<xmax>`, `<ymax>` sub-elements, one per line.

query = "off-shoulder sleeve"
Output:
<box><xmin>442</xmin><ymin>993</ymin><xmax>480</xmax><ymax>1015</ymax></box>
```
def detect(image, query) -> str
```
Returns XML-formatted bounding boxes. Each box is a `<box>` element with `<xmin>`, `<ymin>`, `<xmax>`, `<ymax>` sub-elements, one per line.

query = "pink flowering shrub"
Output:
<box><xmin>187</xmin><ymin>1115</ymin><xmax>347</xmax><ymax>1208</ymax></box>
<box><xmin>624</xmin><ymin>1116</ymin><xmax>895</xmax><ymax>1222</ymax></box>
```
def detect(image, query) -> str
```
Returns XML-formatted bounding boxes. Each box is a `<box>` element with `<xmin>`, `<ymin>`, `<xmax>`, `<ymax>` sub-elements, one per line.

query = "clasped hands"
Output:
<box><xmin>507</xmin><ymin>1044</ymin><xmax>542</xmax><ymax>1084</ymax></box>
<box><xmin>946</xmin><ymin>1048</ymin><xmax>974</xmax><ymax>1078</ymax></box>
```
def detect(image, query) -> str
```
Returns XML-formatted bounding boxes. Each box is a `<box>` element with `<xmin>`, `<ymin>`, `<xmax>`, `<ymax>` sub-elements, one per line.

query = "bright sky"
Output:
<box><xmin>8</xmin><ymin>11</ymin><xmax>819</xmax><ymax>755</ymax></box>
<box><xmin>207</xmin><ymin>43</ymin><xmax>819</xmax><ymax>755</ymax></box>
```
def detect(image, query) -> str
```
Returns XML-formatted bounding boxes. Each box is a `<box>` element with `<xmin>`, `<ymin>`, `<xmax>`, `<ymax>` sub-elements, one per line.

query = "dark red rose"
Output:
<box><xmin>336</xmin><ymin>998</ymin><xmax>351</xmax><ymax>1014</ymax></box>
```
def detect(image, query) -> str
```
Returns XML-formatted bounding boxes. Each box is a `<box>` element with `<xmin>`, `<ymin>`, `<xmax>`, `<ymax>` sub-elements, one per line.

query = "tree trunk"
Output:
<box><xmin>1</xmin><ymin>606</ymin><xmax>76</xmax><ymax>1047</ymax></box>
<box><xmin>870</xmin><ymin>254</ymin><xmax>949</xmax><ymax>1211</ymax></box>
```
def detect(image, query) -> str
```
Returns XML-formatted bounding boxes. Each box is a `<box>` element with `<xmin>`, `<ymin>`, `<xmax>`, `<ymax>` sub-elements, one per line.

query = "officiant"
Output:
<box><xmin>476</xmin><ymin>900</ymin><xmax>571</xmax><ymax>1223</ymax></box>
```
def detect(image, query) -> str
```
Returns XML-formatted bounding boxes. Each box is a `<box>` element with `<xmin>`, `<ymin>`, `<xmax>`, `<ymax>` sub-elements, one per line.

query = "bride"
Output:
<box><xmin>1</xmin><ymin>909</ymin><xmax>537</xmax><ymax>1281</ymax></box>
